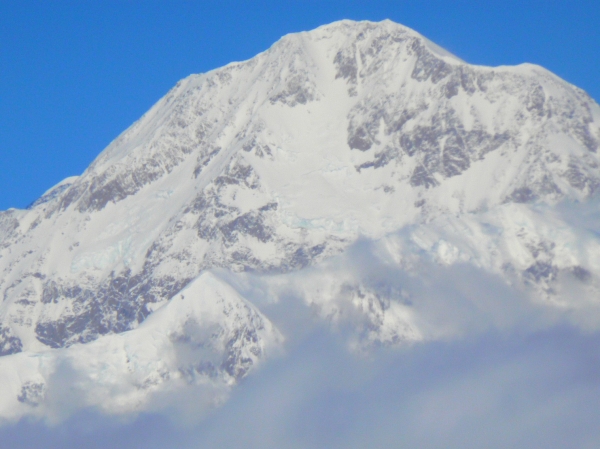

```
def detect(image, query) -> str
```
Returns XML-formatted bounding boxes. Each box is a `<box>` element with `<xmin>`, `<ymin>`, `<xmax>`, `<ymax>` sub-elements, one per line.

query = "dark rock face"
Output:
<box><xmin>220</xmin><ymin>322</ymin><xmax>263</xmax><ymax>379</ymax></box>
<box><xmin>526</xmin><ymin>84</ymin><xmax>547</xmax><ymax>117</ymax></box>
<box><xmin>576</xmin><ymin>121</ymin><xmax>599</xmax><ymax>153</ymax></box>
<box><xmin>339</xmin><ymin>34</ymin><xmax>523</xmax><ymax>189</ymax></box>
<box><xmin>221</xmin><ymin>211</ymin><xmax>273</xmax><ymax>244</ymax></box>
<box><xmin>334</xmin><ymin>47</ymin><xmax>359</xmax><ymax>96</ymax></box>
<box><xmin>356</xmin><ymin>146</ymin><xmax>400</xmax><ymax>171</ymax></box>
<box><xmin>410</xmin><ymin>40</ymin><xmax>452</xmax><ymax>83</ymax></box>
<box><xmin>35</xmin><ymin>270</ymin><xmax>192</xmax><ymax>348</ymax></box>
<box><xmin>410</xmin><ymin>165</ymin><xmax>439</xmax><ymax>189</ymax></box>
<box><xmin>17</xmin><ymin>381</ymin><xmax>45</xmax><ymax>406</ymax></box>
<box><xmin>348</xmin><ymin>125</ymin><xmax>375</xmax><ymax>151</ymax></box>
<box><xmin>74</xmin><ymin>143</ymin><xmax>195</xmax><ymax>212</ymax></box>
<box><xmin>282</xmin><ymin>243</ymin><xmax>327</xmax><ymax>271</ymax></box>
<box><xmin>442</xmin><ymin>130</ymin><xmax>471</xmax><ymax>177</ymax></box>
<box><xmin>269</xmin><ymin>46</ymin><xmax>319</xmax><ymax>106</ymax></box>
<box><xmin>191</xmin><ymin>160</ymin><xmax>268</xmax><ymax>247</ymax></box>
<box><xmin>347</xmin><ymin>93</ymin><xmax>510</xmax><ymax>186</ymax></box>
<box><xmin>510</xmin><ymin>187</ymin><xmax>538</xmax><ymax>204</ymax></box>
<box><xmin>0</xmin><ymin>211</ymin><xmax>20</xmax><ymax>249</ymax></box>
<box><xmin>566</xmin><ymin>163</ymin><xmax>592</xmax><ymax>191</ymax></box>
<box><xmin>524</xmin><ymin>261</ymin><xmax>558</xmax><ymax>283</ymax></box>
<box><xmin>334</xmin><ymin>50</ymin><xmax>358</xmax><ymax>83</ymax></box>
<box><xmin>174</xmin><ymin>299</ymin><xmax>270</xmax><ymax>382</ymax></box>
<box><xmin>270</xmin><ymin>74</ymin><xmax>316</xmax><ymax>106</ymax></box>
<box><xmin>27</xmin><ymin>182</ymin><xmax>74</xmax><ymax>210</ymax></box>
<box><xmin>0</xmin><ymin>326</ymin><xmax>22</xmax><ymax>356</ymax></box>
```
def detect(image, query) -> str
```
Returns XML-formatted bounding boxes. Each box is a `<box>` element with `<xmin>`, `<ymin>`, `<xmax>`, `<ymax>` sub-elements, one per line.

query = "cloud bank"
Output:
<box><xmin>2</xmin><ymin>327</ymin><xmax>600</xmax><ymax>449</ymax></box>
<box><xmin>2</xmin><ymin>210</ymin><xmax>600</xmax><ymax>448</ymax></box>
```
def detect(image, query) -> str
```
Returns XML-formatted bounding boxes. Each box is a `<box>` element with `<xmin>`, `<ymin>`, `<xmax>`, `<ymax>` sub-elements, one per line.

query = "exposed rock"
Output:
<box><xmin>0</xmin><ymin>19</ymin><xmax>600</xmax><ymax>420</ymax></box>
<box><xmin>0</xmin><ymin>326</ymin><xmax>22</xmax><ymax>356</ymax></box>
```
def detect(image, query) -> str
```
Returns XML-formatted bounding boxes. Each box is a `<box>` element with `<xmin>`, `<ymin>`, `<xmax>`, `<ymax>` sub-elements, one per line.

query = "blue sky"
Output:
<box><xmin>1</xmin><ymin>1</ymin><xmax>599</xmax><ymax>211</ymax></box>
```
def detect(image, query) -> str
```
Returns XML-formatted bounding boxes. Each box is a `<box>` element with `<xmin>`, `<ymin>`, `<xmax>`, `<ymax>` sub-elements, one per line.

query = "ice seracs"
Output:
<box><xmin>0</xmin><ymin>19</ymin><xmax>599</xmax><ymax>420</ymax></box>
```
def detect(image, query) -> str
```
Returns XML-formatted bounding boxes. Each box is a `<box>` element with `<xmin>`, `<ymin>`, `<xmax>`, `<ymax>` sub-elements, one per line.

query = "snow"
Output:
<box><xmin>40</xmin><ymin>176</ymin><xmax>79</xmax><ymax>197</ymax></box>
<box><xmin>0</xmin><ymin>272</ymin><xmax>281</xmax><ymax>421</ymax></box>
<box><xmin>0</xmin><ymin>18</ymin><xmax>600</xmax><ymax>421</ymax></box>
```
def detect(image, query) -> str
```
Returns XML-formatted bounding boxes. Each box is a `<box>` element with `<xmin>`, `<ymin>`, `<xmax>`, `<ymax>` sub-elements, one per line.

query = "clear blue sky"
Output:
<box><xmin>1</xmin><ymin>0</ymin><xmax>598</xmax><ymax>210</ymax></box>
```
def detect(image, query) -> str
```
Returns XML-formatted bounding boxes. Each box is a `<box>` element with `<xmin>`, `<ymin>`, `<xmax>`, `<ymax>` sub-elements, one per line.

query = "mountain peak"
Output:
<box><xmin>0</xmin><ymin>19</ymin><xmax>600</xmax><ymax>421</ymax></box>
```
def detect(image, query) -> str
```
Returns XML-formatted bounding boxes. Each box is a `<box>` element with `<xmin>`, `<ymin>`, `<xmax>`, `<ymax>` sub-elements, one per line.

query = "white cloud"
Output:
<box><xmin>3</xmin><ymin>216</ymin><xmax>600</xmax><ymax>447</ymax></box>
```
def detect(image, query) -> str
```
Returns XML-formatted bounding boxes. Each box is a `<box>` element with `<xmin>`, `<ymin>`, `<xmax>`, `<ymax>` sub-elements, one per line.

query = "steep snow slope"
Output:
<box><xmin>1</xmin><ymin>19</ymin><xmax>600</xmax><ymax>420</ymax></box>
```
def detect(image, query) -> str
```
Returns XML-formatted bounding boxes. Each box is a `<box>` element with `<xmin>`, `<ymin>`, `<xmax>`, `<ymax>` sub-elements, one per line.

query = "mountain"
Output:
<box><xmin>1</xmin><ymin>19</ymin><xmax>600</xmax><ymax>420</ymax></box>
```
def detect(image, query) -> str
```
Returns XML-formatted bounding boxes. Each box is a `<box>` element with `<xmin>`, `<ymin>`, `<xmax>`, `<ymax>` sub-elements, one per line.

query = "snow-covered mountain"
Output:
<box><xmin>1</xmin><ymin>19</ymin><xmax>600</xmax><ymax>420</ymax></box>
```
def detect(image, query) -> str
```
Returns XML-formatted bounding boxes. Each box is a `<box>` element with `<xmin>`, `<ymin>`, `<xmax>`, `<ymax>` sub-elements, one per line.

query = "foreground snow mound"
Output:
<box><xmin>0</xmin><ymin>19</ymin><xmax>600</xmax><ymax>420</ymax></box>
<box><xmin>0</xmin><ymin>272</ymin><xmax>281</xmax><ymax>421</ymax></box>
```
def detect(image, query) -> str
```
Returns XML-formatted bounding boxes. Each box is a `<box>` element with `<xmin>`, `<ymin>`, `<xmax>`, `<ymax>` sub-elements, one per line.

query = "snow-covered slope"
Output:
<box><xmin>1</xmin><ymin>19</ymin><xmax>600</xmax><ymax>420</ymax></box>
<box><xmin>0</xmin><ymin>272</ymin><xmax>280</xmax><ymax>420</ymax></box>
